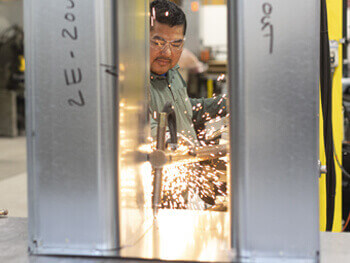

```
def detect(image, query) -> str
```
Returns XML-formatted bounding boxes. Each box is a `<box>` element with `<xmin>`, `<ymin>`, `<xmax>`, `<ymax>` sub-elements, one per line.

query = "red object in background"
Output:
<box><xmin>200</xmin><ymin>48</ymin><xmax>211</xmax><ymax>62</ymax></box>
<box><xmin>191</xmin><ymin>1</ymin><xmax>199</xmax><ymax>12</ymax></box>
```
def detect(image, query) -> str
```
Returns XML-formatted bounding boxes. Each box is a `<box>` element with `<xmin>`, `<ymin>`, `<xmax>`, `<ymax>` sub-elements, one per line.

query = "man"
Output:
<box><xmin>149</xmin><ymin>0</ymin><xmax>227</xmax><ymax>144</ymax></box>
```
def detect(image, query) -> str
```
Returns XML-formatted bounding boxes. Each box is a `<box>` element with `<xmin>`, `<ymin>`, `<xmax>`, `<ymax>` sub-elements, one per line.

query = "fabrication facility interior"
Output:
<box><xmin>0</xmin><ymin>0</ymin><xmax>350</xmax><ymax>262</ymax></box>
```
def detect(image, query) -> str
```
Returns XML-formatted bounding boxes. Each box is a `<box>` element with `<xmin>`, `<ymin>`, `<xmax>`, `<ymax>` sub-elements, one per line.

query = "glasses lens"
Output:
<box><xmin>151</xmin><ymin>39</ymin><xmax>166</xmax><ymax>49</ymax></box>
<box><xmin>170</xmin><ymin>41</ymin><xmax>184</xmax><ymax>50</ymax></box>
<box><xmin>151</xmin><ymin>38</ymin><xmax>184</xmax><ymax>50</ymax></box>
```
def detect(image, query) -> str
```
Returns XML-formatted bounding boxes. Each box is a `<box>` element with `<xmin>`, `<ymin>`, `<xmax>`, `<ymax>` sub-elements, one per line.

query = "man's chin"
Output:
<box><xmin>151</xmin><ymin>61</ymin><xmax>174</xmax><ymax>75</ymax></box>
<box><xmin>151</xmin><ymin>67</ymin><xmax>169</xmax><ymax>76</ymax></box>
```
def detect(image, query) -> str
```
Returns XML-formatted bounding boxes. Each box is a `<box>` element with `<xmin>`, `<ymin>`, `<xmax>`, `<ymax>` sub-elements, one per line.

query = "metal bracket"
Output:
<box><xmin>329</xmin><ymin>40</ymin><xmax>339</xmax><ymax>69</ymax></box>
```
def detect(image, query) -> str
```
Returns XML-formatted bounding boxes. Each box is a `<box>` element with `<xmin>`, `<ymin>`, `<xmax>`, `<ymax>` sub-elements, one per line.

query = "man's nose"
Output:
<box><xmin>160</xmin><ymin>43</ymin><xmax>172</xmax><ymax>56</ymax></box>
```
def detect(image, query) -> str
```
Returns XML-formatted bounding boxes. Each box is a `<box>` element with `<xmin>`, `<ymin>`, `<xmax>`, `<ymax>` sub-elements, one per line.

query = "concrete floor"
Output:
<box><xmin>0</xmin><ymin>136</ymin><xmax>27</xmax><ymax>217</ymax></box>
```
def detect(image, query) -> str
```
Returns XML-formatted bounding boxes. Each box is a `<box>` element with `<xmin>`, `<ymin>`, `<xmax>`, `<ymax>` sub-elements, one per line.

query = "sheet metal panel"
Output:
<box><xmin>116</xmin><ymin>0</ymin><xmax>150</xmax><ymax>249</ymax></box>
<box><xmin>26</xmin><ymin>0</ymin><xmax>150</xmax><ymax>255</ymax></box>
<box><xmin>228</xmin><ymin>0</ymin><xmax>320</xmax><ymax>261</ymax></box>
<box><xmin>25</xmin><ymin>0</ymin><xmax>115</xmax><ymax>254</ymax></box>
<box><xmin>24</xmin><ymin>0</ymin><xmax>149</xmax><ymax>255</ymax></box>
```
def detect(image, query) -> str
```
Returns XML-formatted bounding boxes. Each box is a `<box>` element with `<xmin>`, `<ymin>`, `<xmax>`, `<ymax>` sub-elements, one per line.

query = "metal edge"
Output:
<box><xmin>115</xmin><ymin>0</ymin><xmax>122</xmax><ymax>251</ymax></box>
<box><xmin>314</xmin><ymin>0</ymin><xmax>321</xmax><ymax>257</ymax></box>
<box><xmin>24</xmin><ymin>0</ymin><xmax>39</xmax><ymax>253</ymax></box>
<box><xmin>95</xmin><ymin>0</ymin><xmax>119</xmax><ymax>250</ymax></box>
<box><xmin>144</xmin><ymin>0</ymin><xmax>151</xmax><ymax>139</ymax></box>
<box><xmin>31</xmin><ymin>247</ymin><xmax>121</xmax><ymax>257</ymax></box>
<box><xmin>228</xmin><ymin>0</ymin><xmax>249</xmax><ymax>260</ymax></box>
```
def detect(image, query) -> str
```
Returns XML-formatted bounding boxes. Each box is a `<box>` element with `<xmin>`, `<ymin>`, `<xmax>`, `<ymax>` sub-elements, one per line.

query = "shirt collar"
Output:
<box><xmin>150</xmin><ymin>65</ymin><xmax>180</xmax><ymax>82</ymax></box>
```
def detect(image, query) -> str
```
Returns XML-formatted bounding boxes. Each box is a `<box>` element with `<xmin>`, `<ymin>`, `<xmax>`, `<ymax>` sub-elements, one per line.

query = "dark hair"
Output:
<box><xmin>150</xmin><ymin>0</ymin><xmax>187</xmax><ymax>36</ymax></box>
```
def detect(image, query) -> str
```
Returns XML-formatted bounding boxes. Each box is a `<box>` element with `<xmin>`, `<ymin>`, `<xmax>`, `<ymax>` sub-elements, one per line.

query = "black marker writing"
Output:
<box><xmin>68</xmin><ymin>90</ymin><xmax>85</xmax><ymax>106</ymax></box>
<box><xmin>62</xmin><ymin>0</ymin><xmax>85</xmax><ymax>107</ymax></box>
<box><xmin>100</xmin><ymin>63</ymin><xmax>119</xmax><ymax>78</ymax></box>
<box><xmin>64</xmin><ymin>68</ymin><xmax>82</xmax><ymax>85</ymax></box>
<box><xmin>66</xmin><ymin>0</ymin><xmax>74</xmax><ymax>9</ymax></box>
<box><xmin>62</xmin><ymin>26</ymin><xmax>78</xmax><ymax>40</ymax></box>
<box><xmin>65</xmin><ymin>13</ymin><xmax>75</xmax><ymax>22</ymax></box>
<box><xmin>261</xmin><ymin>3</ymin><xmax>274</xmax><ymax>54</ymax></box>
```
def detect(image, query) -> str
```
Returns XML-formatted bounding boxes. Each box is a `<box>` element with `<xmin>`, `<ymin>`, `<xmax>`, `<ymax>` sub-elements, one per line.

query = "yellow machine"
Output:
<box><xmin>319</xmin><ymin>0</ymin><xmax>343</xmax><ymax>232</ymax></box>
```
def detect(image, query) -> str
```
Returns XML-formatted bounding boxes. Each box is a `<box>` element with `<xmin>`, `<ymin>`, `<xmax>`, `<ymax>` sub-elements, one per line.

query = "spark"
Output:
<box><xmin>217</xmin><ymin>74</ymin><xmax>225</xmax><ymax>82</ymax></box>
<box><xmin>147</xmin><ymin>138</ymin><xmax>227</xmax><ymax>210</ymax></box>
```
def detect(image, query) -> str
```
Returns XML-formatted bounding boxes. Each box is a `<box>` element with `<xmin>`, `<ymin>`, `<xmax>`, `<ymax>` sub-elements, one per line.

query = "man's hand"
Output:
<box><xmin>165</xmin><ymin>132</ymin><xmax>195</xmax><ymax>151</ymax></box>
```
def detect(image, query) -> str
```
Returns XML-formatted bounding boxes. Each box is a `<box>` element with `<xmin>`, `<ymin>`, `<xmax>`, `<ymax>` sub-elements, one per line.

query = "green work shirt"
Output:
<box><xmin>149</xmin><ymin>65</ymin><xmax>227</xmax><ymax>144</ymax></box>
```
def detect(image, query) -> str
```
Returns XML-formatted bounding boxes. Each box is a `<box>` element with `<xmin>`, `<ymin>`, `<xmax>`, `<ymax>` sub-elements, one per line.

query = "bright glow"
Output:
<box><xmin>191</xmin><ymin>1</ymin><xmax>199</xmax><ymax>12</ymax></box>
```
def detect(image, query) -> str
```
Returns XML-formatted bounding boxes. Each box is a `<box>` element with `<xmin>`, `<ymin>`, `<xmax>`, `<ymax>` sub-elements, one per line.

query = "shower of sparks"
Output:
<box><xmin>145</xmin><ymin>136</ymin><xmax>227</xmax><ymax>210</ymax></box>
<box><xmin>144</xmin><ymin>97</ymin><xmax>230</xmax><ymax>210</ymax></box>
<box><xmin>160</xmin><ymin>162</ymin><xmax>226</xmax><ymax>210</ymax></box>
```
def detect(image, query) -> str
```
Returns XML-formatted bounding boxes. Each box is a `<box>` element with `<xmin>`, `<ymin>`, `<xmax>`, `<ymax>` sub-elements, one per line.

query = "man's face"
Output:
<box><xmin>150</xmin><ymin>21</ymin><xmax>185</xmax><ymax>75</ymax></box>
